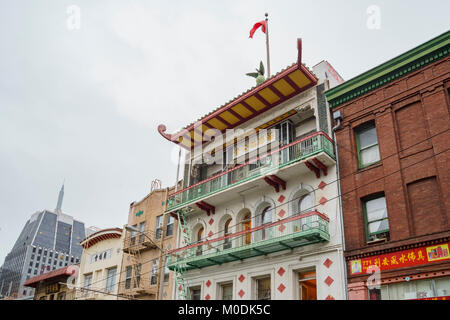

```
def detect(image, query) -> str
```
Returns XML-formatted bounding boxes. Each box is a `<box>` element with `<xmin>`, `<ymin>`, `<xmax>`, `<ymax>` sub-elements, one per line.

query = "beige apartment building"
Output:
<box><xmin>118</xmin><ymin>182</ymin><xmax>178</xmax><ymax>300</ymax></box>
<box><xmin>76</xmin><ymin>228</ymin><xmax>124</xmax><ymax>300</ymax></box>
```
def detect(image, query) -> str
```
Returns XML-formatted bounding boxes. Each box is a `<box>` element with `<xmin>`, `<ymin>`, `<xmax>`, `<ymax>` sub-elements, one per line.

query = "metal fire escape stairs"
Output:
<box><xmin>124</xmin><ymin>237</ymin><xmax>142</xmax><ymax>300</ymax></box>
<box><xmin>173</xmin><ymin>208</ymin><xmax>192</xmax><ymax>300</ymax></box>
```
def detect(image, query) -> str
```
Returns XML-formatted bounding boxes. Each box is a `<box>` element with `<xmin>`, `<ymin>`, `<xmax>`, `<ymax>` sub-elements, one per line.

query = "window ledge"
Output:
<box><xmin>357</xmin><ymin>161</ymin><xmax>382</xmax><ymax>173</ymax></box>
<box><xmin>366</xmin><ymin>238</ymin><xmax>388</xmax><ymax>245</ymax></box>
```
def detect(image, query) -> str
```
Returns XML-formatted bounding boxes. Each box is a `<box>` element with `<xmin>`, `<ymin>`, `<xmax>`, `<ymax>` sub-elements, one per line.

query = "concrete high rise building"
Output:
<box><xmin>0</xmin><ymin>185</ymin><xmax>86</xmax><ymax>299</ymax></box>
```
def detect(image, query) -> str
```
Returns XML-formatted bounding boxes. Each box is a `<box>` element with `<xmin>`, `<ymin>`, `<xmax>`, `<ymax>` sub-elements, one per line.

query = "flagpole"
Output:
<box><xmin>265</xmin><ymin>12</ymin><xmax>270</xmax><ymax>78</ymax></box>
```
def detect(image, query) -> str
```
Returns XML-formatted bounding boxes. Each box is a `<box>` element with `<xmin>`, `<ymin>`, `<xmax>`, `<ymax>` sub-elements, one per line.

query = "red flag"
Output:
<box><xmin>249</xmin><ymin>20</ymin><xmax>266</xmax><ymax>38</ymax></box>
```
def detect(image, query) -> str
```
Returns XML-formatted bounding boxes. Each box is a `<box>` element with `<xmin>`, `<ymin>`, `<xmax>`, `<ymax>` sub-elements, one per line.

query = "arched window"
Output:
<box><xmin>261</xmin><ymin>206</ymin><xmax>272</xmax><ymax>240</ymax></box>
<box><xmin>242</xmin><ymin>213</ymin><xmax>252</xmax><ymax>245</ymax></box>
<box><xmin>196</xmin><ymin>226</ymin><xmax>204</xmax><ymax>256</ymax></box>
<box><xmin>298</xmin><ymin>194</ymin><xmax>314</xmax><ymax>214</ymax></box>
<box><xmin>223</xmin><ymin>218</ymin><xmax>232</xmax><ymax>249</ymax></box>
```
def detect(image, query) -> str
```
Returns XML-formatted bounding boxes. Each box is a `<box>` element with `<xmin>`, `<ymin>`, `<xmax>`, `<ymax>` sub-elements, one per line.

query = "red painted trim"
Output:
<box><xmin>264</xmin><ymin>176</ymin><xmax>279</xmax><ymax>193</ymax></box>
<box><xmin>171</xmin><ymin>131</ymin><xmax>332</xmax><ymax>197</ymax></box>
<box><xmin>305</xmin><ymin>161</ymin><xmax>320</xmax><ymax>178</ymax></box>
<box><xmin>227</xmin><ymin>108</ymin><xmax>245</xmax><ymax>121</ymax></box>
<box><xmin>240</xmin><ymin>100</ymin><xmax>258</xmax><ymax>114</ymax></box>
<box><xmin>268</xmin><ymin>84</ymin><xmax>284</xmax><ymax>99</ymax></box>
<box><xmin>217</xmin><ymin>115</ymin><xmax>232</xmax><ymax>127</ymax></box>
<box><xmin>254</xmin><ymin>92</ymin><xmax>270</xmax><ymax>108</ymax></box>
<box><xmin>312</xmin><ymin>158</ymin><xmax>328</xmax><ymax>176</ymax></box>
<box><xmin>168</xmin><ymin>210</ymin><xmax>329</xmax><ymax>254</ymax></box>
<box><xmin>200</xmin><ymin>201</ymin><xmax>215</xmax><ymax>215</ymax></box>
<box><xmin>196</xmin><ymin>202</ymin><xmax>211</xmax><ymax>216</ymax></box>
<box><xmin>270</xmin><ymin>174</ymin><xmax>286</xmax><ymax>190</ymax></box>
<box><xmin>283</xmin><ymin>75</ymin><xmax>301</xmax><ymax>91</ymax></box>
<box><xmin>297</xmin><ymin>38</ymin><xmax>302</xmax><ymax>66</ymax></box>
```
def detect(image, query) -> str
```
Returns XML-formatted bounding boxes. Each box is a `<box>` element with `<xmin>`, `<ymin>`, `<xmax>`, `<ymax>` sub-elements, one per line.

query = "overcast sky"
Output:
<box><xmin>0</xmin><ymin>0</ymin><xmax>448</xmax><ymax>264</ymax></box>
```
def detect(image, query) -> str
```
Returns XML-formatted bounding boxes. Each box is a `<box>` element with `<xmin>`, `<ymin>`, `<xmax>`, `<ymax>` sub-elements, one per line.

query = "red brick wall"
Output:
<box><xmin>334</xmin><ymin>57</ymin><xmax>450</xmax><ymax>258</ymax></box>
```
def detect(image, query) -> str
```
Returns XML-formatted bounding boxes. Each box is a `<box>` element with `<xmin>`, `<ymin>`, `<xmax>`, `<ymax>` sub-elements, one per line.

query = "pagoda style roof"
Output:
<box><xmin>158</xmin><ymin>39</ymin><xmax>318</xmax><ymax>150</ymax></box>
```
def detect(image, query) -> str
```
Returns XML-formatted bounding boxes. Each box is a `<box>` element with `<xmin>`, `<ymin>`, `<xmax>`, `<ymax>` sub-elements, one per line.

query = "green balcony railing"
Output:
<box><xmin>167</xmin><ymin>211</ymin><xmax>329</xmax><ymax>270</ymax></box>
<box><xmin>167</xmin><ymin>131</ymin><xmax>335</xmax><ymax>212</ymax></box>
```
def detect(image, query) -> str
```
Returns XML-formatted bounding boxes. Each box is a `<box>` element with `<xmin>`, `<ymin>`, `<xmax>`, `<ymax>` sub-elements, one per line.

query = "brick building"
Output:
<box><xmin>325</xmin><ymin>31</ymin><xmax>450</xmax><ymax>300</ymax></box>
<box><xmin>118</xmin><ymin>181</ymin><xmax>178</xmax><ymax>300</ymax></box>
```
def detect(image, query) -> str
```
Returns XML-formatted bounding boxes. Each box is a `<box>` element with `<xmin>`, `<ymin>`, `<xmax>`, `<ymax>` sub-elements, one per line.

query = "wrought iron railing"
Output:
<box><xmin>167</xmin><ymin>211</ymin><xmax>329</xmax><ymax>269</ymax></box>
<box><xmin>166</xmin><ymin>131</ymin><xmax>334</xmax><ymax>212</ymax></box>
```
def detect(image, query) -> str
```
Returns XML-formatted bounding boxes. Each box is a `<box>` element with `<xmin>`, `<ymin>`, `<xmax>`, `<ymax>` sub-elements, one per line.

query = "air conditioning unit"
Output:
<box><xmin>367</xmin><ymin>232</ymin><xmax>390</xmax><ymax>244</ymax></box>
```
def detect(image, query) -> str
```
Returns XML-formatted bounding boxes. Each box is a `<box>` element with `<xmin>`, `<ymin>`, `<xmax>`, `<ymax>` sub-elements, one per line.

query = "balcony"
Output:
<box><xmin>166</xmin><ymin>131</ymin><xmax>335</xmax><ymax>213</ymax></box>
<box><xmin>167</xmin><ymin>211</ymin><xmax>329</xmax><ymax>270</ymax></box>
<box><xmin>122</xmin><ymin>233</ymin><xmax>158</xmax><ymax>254</ymax></box>
<box><xmin>118</xmin><ymin>281</ymin><xmax>157</xmax><ymax>297</ymax></box>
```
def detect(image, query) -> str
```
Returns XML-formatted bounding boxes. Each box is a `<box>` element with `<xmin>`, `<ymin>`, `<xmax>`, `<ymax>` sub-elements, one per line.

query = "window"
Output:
<box><xmin>151</xmin><ymin>259</ymin><xmax>158</xmax><ymax>285</ymax></box>
<box><xmin>156</xmin><ymin>216</ymin><xmax>163</xmax><ymax>239</ymax></box>
<box><xmin>363</xmin><ymin>195</ymin><xmax>390</xmax><ymax>242</ymax></box>
<box><xmin>378</xmin><ymin>277</ymin><xmax>450</xmax><ymax>300</ymax></box>
<box><xmin>190</xmin><ymin>287</ymin><xmax>201</xmax><ymax>300</ymax></box>
<box><xmin>256</xmin><ymin>277</ymin><xmax>271</xmax><ymax>300</ymax></box>
<box><xmin>298</xmin><ymin>194</ymin><xmax>313</xmax><ymax>214</ymax></box>
<box><xmin>139</xmin><ymin>222</ymin><xmax>146</xmax><ymax>244</ymax></box>
<box><xmin>166</xmin><ymin>216</ymin><xmax>174</xmax><ymax>237</ymax></box>
<box><xmin>298</xmin><ymin>270</ymin><xmax>317</xmax><ymax>300</ymax></box>
<box><xmin>261</xmin><ymin>206</ymin><xmax>272</xmax><ymax>240</ymax></box>
<box><xmin>223</xmin><ymin>218</ymin><xmax>232</xmax><ymax>250</ymax></box>
<box><xmin>163</xmin><ymin>261</ymin><xmax>170</xmax><ymax>283</ymax></box>
<box><xmin>32</xmin><ymin>247</ymin><xmax>36</xmax><ymax>253</ymax></box>
<box><xmin>83</xmin><ymin>274</ymin><xmax>92</xmax><ymax>295</ymax></box>
<box><xmin>105</xmin><ymin>267</ymin><xmax>117</xmax><ymax>292</ymax></box>
<box><xmin>356</xmin><ymin>122</ymin><xmax>380</xmax><ymax>168</ymax></box>
<box><xmin>130</xmin><ymin>224</ymin><xmax>137</xmax><ymax>245</ymax></box>
<box><xmin>125</xmin><ymin>266</ymin><xmax>132</xmax><ymax>289</ymax></box>
<box><xmin>242</xmin><ymin>213</ymin><xmax>252</xmax><ymax>245</ymax></box>
<box><xmin>57</xmin><ymin>292</ymin><xmax>66</xmax><ymax>300</ymax></box>
<box><xmin>134</xmin><ymin>264</ymin><xmax>141</xmax><ymax>288</ymax></box>
<box><xmin>196</xmin><ymin>227</ymin><xmax>204</xmax><ymax>256</ymax></box>
<box><xmin>49</xmin><ymin>252</ymin><xmax>53</xmax><ymax>258</ymax></box>
<box><xmin>221</xmin><ymin>283</ymin><xmax>233</xmax><ymax>300</ymax></box>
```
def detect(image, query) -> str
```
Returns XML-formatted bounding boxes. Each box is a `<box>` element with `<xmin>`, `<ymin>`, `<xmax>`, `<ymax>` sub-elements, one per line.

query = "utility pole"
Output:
<box><xmin>265</xmin><ymin>12</ymin><xmax>271</xmax><ymax>78</ymax></box>
<box><xmin>155</xmin><ymin>187</ymin><xmax>169</xmax><ymax>300</ymax></box>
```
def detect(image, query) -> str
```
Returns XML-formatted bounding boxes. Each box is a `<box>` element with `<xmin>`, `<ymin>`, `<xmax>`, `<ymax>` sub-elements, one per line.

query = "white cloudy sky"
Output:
<box><xmin>0</xmin><ymin>0</ymin><xmax>448</xmax><ymax>263</ymax></box>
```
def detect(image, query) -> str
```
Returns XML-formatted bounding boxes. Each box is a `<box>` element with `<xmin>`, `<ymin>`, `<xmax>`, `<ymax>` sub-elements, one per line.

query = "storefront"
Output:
<box><xmin>348</xmin><ymin>242</ymin><xmax>450</xmax><ymax>300</ymax></box>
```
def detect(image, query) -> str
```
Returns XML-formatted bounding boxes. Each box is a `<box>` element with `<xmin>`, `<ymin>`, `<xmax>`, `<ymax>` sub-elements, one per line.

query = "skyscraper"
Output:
<box><xmin>0</xmin><ymin>185</ymin><xmax>86</xmax><ymax>299</ymax></box>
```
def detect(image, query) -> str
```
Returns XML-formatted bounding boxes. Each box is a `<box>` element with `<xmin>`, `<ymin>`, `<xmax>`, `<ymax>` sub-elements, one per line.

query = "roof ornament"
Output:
<box><xmin>246</xmin><ymin>61</ymin><xmax>266</xmax><ymax>85</ymax></box>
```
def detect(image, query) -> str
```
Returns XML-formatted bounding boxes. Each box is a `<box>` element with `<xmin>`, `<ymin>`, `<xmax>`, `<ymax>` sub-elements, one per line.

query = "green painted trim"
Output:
<box><xmin>355</xmin><ymin>123</ymin><xmax>380</xmax><ymax>169</ymax></box>
<box><xmin>167</xmin><ymin>225</ymin><xmax>330</xmax><ymax>270</ymax></box>
<box><xmin>167</xmin><ymin>135</ymin><xmax>335</xmax><ymax>213</ymax></box>
<box><xmin>326</xmin><ymin>31</ymin><xmax>450</xmax><ymax>108</ymax></box>
<box><xmin>362</xmin><ymin>194</ymin><xmax>389</xmax><ymax>242</ymax></box>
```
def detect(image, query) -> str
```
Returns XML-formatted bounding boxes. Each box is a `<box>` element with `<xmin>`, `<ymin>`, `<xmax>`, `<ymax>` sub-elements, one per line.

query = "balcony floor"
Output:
<box><xmin>168</xmin><ymin>227</ymin><xmax>329</xmax><ymax>271</ymax></box>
